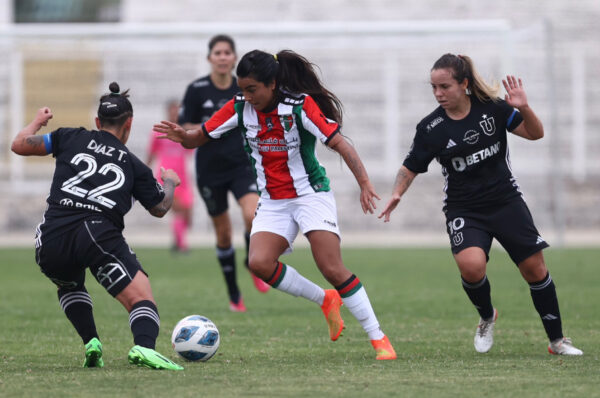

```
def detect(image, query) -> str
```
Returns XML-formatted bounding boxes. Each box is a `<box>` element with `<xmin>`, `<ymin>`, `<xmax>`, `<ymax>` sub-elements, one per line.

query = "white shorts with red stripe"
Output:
<box><xmin>251</xmin><ymin>191</ymin><xmax>341</xmax><ymax>253</ymax></box>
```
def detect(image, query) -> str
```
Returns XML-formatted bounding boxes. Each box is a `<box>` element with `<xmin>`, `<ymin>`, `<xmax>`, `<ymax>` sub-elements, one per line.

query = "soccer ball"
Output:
<box><xmin>171</xmin><ymin>315</ymin><xmax>220</xmax><ymax>362</ymax></box>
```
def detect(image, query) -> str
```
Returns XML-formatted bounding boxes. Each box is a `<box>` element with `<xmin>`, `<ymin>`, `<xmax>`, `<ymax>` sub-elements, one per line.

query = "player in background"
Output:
<box><xmin>179</xmin><ymin>34</ymin><xmax>269</xmax><ymax>313</ymax></box>
<box><xmin>147</xmin><ymin>100</ymin><xmax>194</xmax><ymax>253</ymax></box>
<box><xmin>155</xmin><ymin>49</ymin><xmax>397</xmax><ymax>360</ymax></box>
<box><xmin>379</xmin><ymin>53</ymin><xmax>583</xmax><ymax>356</ymax></box>
<box><xmin>11</xmin><ymin>82</ymin><xmax>184</xmax><ymax>370</ymax></box>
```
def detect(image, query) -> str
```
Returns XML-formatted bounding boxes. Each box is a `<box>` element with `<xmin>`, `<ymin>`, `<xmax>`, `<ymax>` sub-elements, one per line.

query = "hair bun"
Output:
<box><xmin>109</xmin><ymin>82</ymin><xmax>120</xmax><ymax>94</ymax></box>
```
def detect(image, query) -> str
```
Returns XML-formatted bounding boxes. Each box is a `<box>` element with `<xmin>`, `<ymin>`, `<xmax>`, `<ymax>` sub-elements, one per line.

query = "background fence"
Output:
<box><xmin>0</xmin><ymin>19</ymin><xmax>598</xmax><ymax>247</ymax></box>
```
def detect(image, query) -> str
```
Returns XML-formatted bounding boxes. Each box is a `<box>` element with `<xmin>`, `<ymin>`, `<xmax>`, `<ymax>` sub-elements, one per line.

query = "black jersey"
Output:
<box><xmin>38</xmin><ymin>128</ymin><xmax>165</xmax><ymax>241</ymax></box>
<box><xmin>179</xmin><ymin>75</ymin><xmax>249</xmax><ymax>185</ymax></box>
<box><xmin>403</xmin><ymin>97</ymin><xmax>524</xmax><ymax>211</ymax></box>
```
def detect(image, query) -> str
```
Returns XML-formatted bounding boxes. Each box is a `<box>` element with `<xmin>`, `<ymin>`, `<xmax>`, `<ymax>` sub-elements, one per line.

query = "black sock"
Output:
<box><xmin>462</xmin><ymin>275</ymin><xmax>494</xmax><ymax>320</ymax></box>
<box><xmin>58</xmin><ymin>287</ymin><xmax>99</xmax><ymax>344</ymax></box>
<box><xmin>129</xmin><ymin>300</ymin><xmax>160</xmax><ymax>349</ymax></box>
<box><xmin>529</xmin><ymin>273</ymin><xmax>563</xmax><ymax>341</ymax></box>
<box><xmin>243</xmin><ymin>231</ymin><xmax>251</xmax><ymax>269</ymax></box>
<box><xmin>217</xmin><ymin>246</ymin><xmax>240</xmax><ymax>303</ymax></box>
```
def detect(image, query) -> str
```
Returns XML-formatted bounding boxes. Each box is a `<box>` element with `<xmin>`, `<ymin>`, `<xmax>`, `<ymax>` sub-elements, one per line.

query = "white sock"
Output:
<box><xmin>274</xmin><ymin>263</ymin><xmax>325</xmax><ymax>305</ymax></box>
<box><xmin>342</xmin><ymin>285</ymin><xmax>384</xmax><ymax>340</ymax></box>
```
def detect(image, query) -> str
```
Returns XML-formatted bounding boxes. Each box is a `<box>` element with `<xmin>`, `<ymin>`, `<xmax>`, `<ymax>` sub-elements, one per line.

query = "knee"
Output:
<box><xmin>247</xmin><ymin>254</ymin><xmax>276</xmax><ymax>279</ymax></box>
<box><xmin>458</xmin><ymin>261</ymin><xmax>486</xmax><ymax>283</ymax></box>
<box><xmin>519</xmin><ymin>261</ymin><xmax>548</xmax><ymax>283</ymax></box>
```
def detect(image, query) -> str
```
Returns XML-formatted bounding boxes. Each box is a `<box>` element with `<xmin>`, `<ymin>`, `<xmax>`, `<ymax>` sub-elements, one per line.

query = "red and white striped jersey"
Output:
<box><xmin>202</xmin><ymin>93</ymin><xmax>340</xmax><ymax>199</ymax></box>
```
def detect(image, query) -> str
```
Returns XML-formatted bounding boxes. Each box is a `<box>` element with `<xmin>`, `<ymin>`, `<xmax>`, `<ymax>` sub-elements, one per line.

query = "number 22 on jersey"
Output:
<box><xmin>60</xmin><ymin>152</ymin><xmax>125</xmax><ymax>209</ymax></box>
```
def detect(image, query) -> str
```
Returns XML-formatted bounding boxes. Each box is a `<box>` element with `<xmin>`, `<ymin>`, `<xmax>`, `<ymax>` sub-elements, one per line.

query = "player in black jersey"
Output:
<box><xmin>11</xmin><ymin>82</ymin><xmax>184</xmax><ymax>370</ymax></box>
<box><xmin>379</xmin><ymin>54</ymin><xmax>582</xmax><ymax>356</ymax></box>
<box><xmin>178</xmin><ymin>34</ymin><xmax>269</xmax><ymax>312</ymax></box>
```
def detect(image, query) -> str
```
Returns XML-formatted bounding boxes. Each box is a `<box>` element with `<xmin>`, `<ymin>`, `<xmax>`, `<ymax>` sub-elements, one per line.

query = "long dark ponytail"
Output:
<box><xmin>237</xmin><ymin>49</ymin><xmax>343</xmax><ymax>125</ymax></box>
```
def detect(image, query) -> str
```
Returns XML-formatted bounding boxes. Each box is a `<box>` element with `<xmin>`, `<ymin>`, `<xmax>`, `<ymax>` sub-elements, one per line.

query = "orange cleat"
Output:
<box><xmin>250</xmin><ymin>272</ymin><xmax>271</xmax><ymax>293</ymax></box>
<box><xmin>320</xmin><ymin>289</ymin><xmax>344</xmax><ymax>341</ymax></box>
<box><xmin>229</xmin><ymin>297</ymin><xmax>247</xmax><ymax>312</ymax></box>
<box><xmin>371</xmin><ymin>335</ymin><xmax>397</xmax><ymax>360</ymax></box>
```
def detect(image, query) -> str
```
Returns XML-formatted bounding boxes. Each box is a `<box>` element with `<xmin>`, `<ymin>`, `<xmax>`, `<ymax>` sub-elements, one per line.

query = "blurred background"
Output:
<box><xmin>0</xmin><ymin>0</ymin><xmax>598</xmax><ymax>248</ymax></box>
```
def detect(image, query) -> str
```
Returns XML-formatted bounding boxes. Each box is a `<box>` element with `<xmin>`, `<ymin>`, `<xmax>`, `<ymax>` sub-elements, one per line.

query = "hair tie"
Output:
<box><xmin>273</xmin><ymin>54</ymin><xmax>278</xmax><ymax>62</ymax></box>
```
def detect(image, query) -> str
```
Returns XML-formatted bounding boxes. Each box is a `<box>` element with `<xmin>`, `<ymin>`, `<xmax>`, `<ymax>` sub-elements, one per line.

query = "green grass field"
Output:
<box><xmin>1</xmin><ymin>247</ymin><xmax>598</xmax><ymax>397</ymax></box>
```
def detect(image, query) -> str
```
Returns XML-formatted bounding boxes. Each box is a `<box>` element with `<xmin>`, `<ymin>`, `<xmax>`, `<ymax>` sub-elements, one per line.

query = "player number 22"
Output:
<box><xmin>60</xmin><ymin>153</ymin><xmax>125</xmax><ymax>209</ymax></box>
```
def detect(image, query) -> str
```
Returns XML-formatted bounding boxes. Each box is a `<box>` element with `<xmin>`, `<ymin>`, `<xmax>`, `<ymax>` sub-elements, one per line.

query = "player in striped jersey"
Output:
<box><xmin>379</xmin><ymin>54</ymin><xmax>582</xmax><ymax>356</ymax></box>
<box><xmin>155</xmin><ymin>49</ymin><xmax>396</xmax><ymax>360</ymax></box>
<box><xmin>11</xmin><ymin>82</ymin><xmax>184</xmax><ymax>370</ymax></box>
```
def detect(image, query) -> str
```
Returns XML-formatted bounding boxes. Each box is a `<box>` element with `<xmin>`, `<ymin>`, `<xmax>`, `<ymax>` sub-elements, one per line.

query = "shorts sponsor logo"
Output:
<box><xmin>323</xmin><ymin>219</ymin><xmax>337</xmax><ymax>228</ymax></box>
<box><xmin>96</xmin><ymin>262</ymin><xmax>127</xmax><ymax>292</ymax></box>
<box><xmin>463</xmin><ymin>130</ymin><xmax>479</xmax><ymax>145</ymax></box>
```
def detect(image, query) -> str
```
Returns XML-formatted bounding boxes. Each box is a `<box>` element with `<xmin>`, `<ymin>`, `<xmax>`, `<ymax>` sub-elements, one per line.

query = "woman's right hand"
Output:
<box><xmin>378</xmin><ymin>195</ymin><xmax>401</xmax><ymax>223</ymax></box>
<box><xmin>160</xmin><ymin>167</ymin><xmax>181</xmax><ymax>187</ymax></box>
<box><xmin>153</xmin><ymin>120</ymin><xmax>186</xmax><ymax>143</ymax></box>
<box><xmin>35</xmin><ymin>107</ymin><xmax>53</xmax><ymax>127</ymax></box>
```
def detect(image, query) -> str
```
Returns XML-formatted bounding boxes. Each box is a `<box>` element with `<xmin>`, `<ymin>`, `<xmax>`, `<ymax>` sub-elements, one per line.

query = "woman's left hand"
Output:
<box><xmin>503</xmin><ymin>75</ymin><xmax>528</xmax><ymax>109</ymax></box>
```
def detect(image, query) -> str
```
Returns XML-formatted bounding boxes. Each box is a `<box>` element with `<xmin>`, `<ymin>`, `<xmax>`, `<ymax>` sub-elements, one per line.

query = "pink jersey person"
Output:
<box><xmin>147</xmin><ymin>101</ymin><xmax>194</xmax><ymax>251</ymax></box>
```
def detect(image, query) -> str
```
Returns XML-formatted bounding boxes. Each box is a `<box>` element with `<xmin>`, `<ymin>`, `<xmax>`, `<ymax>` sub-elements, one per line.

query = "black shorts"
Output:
<box><xmin>444</xmin><ymin>198</ymin><xmax>550</xmax><ymax>264</ymax></box>
<box><xmin>197</xmin><ymin>169</ymin><xmax>258</xmax><ymax>217</ymax></box>
<box><xmin>35</xmin><ymin>218</ymin><xmax>145</xmax><ymax>296</ymax></box>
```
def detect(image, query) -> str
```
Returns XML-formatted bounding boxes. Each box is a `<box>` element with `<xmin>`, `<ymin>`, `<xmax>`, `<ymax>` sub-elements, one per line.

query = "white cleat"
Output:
<box><xmin>548</xmin><ymin>337</ymin><xmax>583</xmax><ymax>356</ymax></box>
<box><xmin>474</xmin><ymin>308</ymin><xmax>498</xmax><ymax>353</ymax></box>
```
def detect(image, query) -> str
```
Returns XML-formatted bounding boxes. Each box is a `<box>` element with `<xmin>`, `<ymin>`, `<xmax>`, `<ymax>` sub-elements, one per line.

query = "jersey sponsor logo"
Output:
<box><xmin>463</xmin><ymin>130</ymin><xmax>479</xmax><ymax>145</ymax></box>
<box><xmin>450</xmin><ymin>141</ymin><xmax>501</xmax><ymax>172</ymax></box>
<box><xmin>60</xmin><ymin>198</ymin><xmax>74</xmax><ymax>206</ymax></box>
<box><xmin>426</xmin><ymin>116</ymin><xmax>444</xmax><ymax>132</ymax></box>
<box><xmin>479</xmin><ymin>115</ymin><xmax>496</xmax><ymax>136</ymax></box>
<box><xmin>192</xmin><ymin>80</ymin><xmax>209</xmax><ymax>88</ymax></box>
<box><xmin>446</xmin><ymin>139</ymin><xmax>457</xmax><ymax>148</ymax></box>
<box><xmin>202</xmin><ymin>99</ymin><xmax>214</xmax><ymax>108</ymax></box>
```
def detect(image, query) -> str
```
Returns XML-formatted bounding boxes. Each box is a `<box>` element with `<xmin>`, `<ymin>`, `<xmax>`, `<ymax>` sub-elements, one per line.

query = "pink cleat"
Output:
<box><xmin>250</xmin><ymin>273</ymin><xmax>270</xmax><ymax>293</ymax></box>
<box><xmin>229</xmin><ymin>297</ymin><xmax>247</xmax><ymax>312</ymax></box>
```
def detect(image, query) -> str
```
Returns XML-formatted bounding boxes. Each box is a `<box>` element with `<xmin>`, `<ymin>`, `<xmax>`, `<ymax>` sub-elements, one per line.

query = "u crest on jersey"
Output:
<box><xmin>479</xmin><ymin>115</ymin><xmax>496</xmax><ymax>136</ymax></box>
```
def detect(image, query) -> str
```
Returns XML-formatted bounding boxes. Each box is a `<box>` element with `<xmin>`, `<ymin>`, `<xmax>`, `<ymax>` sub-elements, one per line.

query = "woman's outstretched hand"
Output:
<box><xmin>153</xmin><ymin>120</ymin><xmax>186</xmax><ymax>143</ymax></box>
<box><xmin>503</xmin><ymin>75</ymin><xmax>528</xmax><ymax>109</ymax></box>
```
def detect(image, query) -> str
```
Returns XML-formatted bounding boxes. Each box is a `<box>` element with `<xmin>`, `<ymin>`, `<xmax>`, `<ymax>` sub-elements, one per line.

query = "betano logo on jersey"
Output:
<box><xmin>451</xmin><ymin>141</ymin><xmax>501</xmax><ymax>172</ymax></box>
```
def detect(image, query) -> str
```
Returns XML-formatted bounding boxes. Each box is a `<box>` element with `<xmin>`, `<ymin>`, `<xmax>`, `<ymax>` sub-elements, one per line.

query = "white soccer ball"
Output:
<box><xmin>171</xmin><ymin>315</ymin><xmax>220</xmax><ymax>362</ymax></box>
